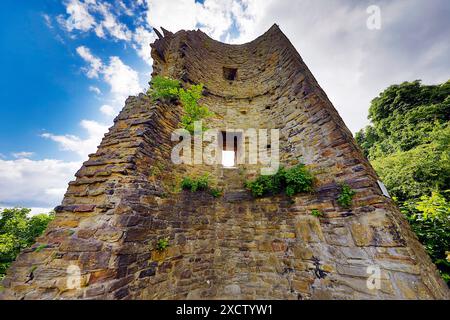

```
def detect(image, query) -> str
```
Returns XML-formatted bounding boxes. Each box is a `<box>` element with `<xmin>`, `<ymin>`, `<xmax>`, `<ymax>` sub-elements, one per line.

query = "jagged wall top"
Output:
<box><xmin>149</xmin><ymin>24</ymin><xmax>314</xmax><ymax>98</ymax></box>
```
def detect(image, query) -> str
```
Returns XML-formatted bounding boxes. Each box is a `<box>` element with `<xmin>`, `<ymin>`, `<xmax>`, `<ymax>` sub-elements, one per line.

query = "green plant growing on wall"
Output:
<box><xmin>284</xmin><ymin>165</ymin><xmax>315</xmax><ymax>197</ymax></box>
<box><xmin>156</xmin><ymin>238</ymin><xmax>169</xmax><ymax>252</ymax></box>
<box><xmin>178</xmin><ymin>84</ymin><xmax>213</xmax><ymax>133</ymax></box>
<box><xmin>147</xmin><ymin>76</ymin><xmax>213</xmax><ymax>133</ymax></box>
<box><xmin>209</xmin><ymin>188</ymin><xmax>222</xmax><ymax>198</ymax></box>
<box><xmin>181</xmin><ymin>174</ymin><xmax>210</xmax><ymax>192</ymax></box>
<box><xmin>244</xmin><ymin>173</ymin><xmax>281</xmax><ymax>197</ymax></box>
<box><xmin>311</xmin><ymin>209</ymin><xmax>324</xmax><ymax>218</ymax></box>
<box><xmin>150</xmin><ymin>161</ymin><xmax>166</xmax><ymax>177</ymax></box>
<box><xmin>245</xmin><ymin>164</ymin><xmax>314</xmax><ymax>198</ymax></box>
<box><xmin>34</xmin><ymin>244</ymin><xmax>47</xmax><ymax>252</ymax></box>
<box><xmin>180</xmin><ymin>174</ymin><xmax>223</xmax><ymax>198</ymax></box>
<box><xmin>147</xmin><ymin>76</ymin><xmax>180</xmax><ymax>101</ymax></box>
<box><xmin>337</xmin><ymin>183</ymin><xmax>356</xmax><ymax>208</ymax></box>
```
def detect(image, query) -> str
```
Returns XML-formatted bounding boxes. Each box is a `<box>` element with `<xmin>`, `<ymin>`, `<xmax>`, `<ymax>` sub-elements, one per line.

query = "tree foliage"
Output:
<box><xmin>356</xmin><ymin>80</ymin><xmax>450</xmax><ymax>159</ymax></box>
<box><xmin>400</xmin><ymin>195</ymin><xmax>450</xmax><ymax>283</ymax></box>
<box><xmin>356</xmin><ymin>79</ymin><xmax>450</xmax><ymax>285</ymax></box>
<box><xmin>372</xmin><ymin>127</ymin><xmax>450</xmax><ymax>201</ymax></box>
<box><xmin>0</xmin><ymin>208</ymin><xmax>54</xmax><ymax>279</ymax></box>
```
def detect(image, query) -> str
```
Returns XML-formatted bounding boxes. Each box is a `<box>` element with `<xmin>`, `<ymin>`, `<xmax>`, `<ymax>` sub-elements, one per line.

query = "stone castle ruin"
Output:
<box><xmin>1</xmin><ymin>25</ymin><xmax>449</xmax><ymax>299</ymax></box>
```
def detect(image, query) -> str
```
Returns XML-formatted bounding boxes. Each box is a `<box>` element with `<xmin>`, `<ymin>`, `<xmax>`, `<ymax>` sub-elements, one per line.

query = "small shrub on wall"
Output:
<box><xmin>147</xmin><ymin>76</ymin><xmax>180</xmax><ymax>101</ymax></box>
<box><xmin>181</xmin><ymin>174</ymin><xmax>209</xmax><ymax>192</ymax></box>
<box><xmin>181</xmin><ymin>174</ymin><xmax>222</xmax><ymax>198</ymax></box>
<box><xmin>147</xmin><ymin>75</ymin><xmax>213</xmax><ymax>133</ymax></box>
<box><xmin>245</xmin><ymin>164</ymin><xmax>314</xmax><ymax>198</ymax></box>
<box><xmin>156</xmin><ymin>238</ymin><xmax>169</xmax><ymax>252</ymax></box>
<box><xmin>337</xmin><ymin>183</ymin><xmax>356</xmax><ymax>208</ymax></box>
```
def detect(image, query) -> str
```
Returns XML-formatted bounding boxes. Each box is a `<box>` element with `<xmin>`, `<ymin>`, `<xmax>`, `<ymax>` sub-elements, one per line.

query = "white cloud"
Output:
<box><xmin>48</xmin><ymin>1</ymin><xmax>450</xmax><ymax>135</ymax></box>
<box><xmin>61</xmin><ymin>0</ymin><xmax>96</xmax><ymax>32</ymax></box>
<box><xmin>103</xmin><ymin>56</ymin><xmax>141</xmax><ymax>102</ymax></box>
<box><xmin>12</xmin><ymin>152</ymin><xmax>34</xmax><ymax>159</ymax></box>
<box><xmin>145</xmin><ymin>0</ymin><xmax>199</xmax><ymax>33</ymax></box>
<box><xmin>196</xmin><ymin>0</ymin><xmax>235</xmax><ymax>40</ymax></box>
<box><xmin>51</xmin><ymin>47</ymin><xmax>141</xmax><ymax>163</ymax></box>
<box><xmin>42</xmin><ymin>120</ymin><xmax>108</xmax><ymax>159</ymax></box>
<box><xmin>77</xmin><ymin>46</ymin><xmax>142</xmax><ymax>103</ymax></box>
<box><xmin>0</xmin><ymin>158</ymin><xmax>81</xmax><ymax>208</ymax></box>
<box><xmin>144</xmin><ymin>0</ymin><xmax>239</xmax><ymax>41</ymax></box>
<box><xmin>76</xmin><ymin>45</ymin><xmax>103</xmax><ymax>78</ymax></box>
<box><xmin>132</xmin><ymin>26</ymin><xmax>156</xmax><ymax>65</ymax></box>
<box><xmin>58</xmin><ymin>0</ymin><xmax>133</xmax><ymax>41</ymax></box>
<box><xmin>118</xmin><ymin>0</ymin><xmax>133</xmax><ymax>16</ymax></box>
<box><xmin>100</xmin><ymin>104</ymin><xmax>116</xmax><ymax>116</ymax></box>
<box><xmin>42</xmin><ymin>13</ymin><xmax>53</xmax><ymax>29</ymax></box>
<box><xmin>89</xmin><ymin>85</ymin><xmax>101</xmax><ymax>94</ymax></box>
<box><xmin>29</xmin><ymin>207</ymin><xmax>54</xmax><ymax>215</ymax></box>
<box><xmin>94</xmin><ymin>1</ymin><xmax>132</xmax><ymax>41</ymax></box>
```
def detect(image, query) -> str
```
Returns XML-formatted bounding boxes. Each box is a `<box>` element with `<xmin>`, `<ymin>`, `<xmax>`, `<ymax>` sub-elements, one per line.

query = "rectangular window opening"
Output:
<box><xmin>222</xmin><ymin>150</ymin><xmax>235</xmax><ymax>167</ymax></box>
<box><xmin>220</xmin><ymin>132</ymin><xmax>241</xmax><ymax>168</ymax></box>
<box><xmin>223</xmin><ymin>67</ymin><xmax>237</xmax><ymax>81</ymax></box>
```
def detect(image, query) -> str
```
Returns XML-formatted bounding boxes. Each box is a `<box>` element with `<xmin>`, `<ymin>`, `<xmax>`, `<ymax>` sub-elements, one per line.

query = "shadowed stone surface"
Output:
<box><xmin>1</xmin><ymin>24</ymin><xmax>448</xmax><ymax>300</ymax></box>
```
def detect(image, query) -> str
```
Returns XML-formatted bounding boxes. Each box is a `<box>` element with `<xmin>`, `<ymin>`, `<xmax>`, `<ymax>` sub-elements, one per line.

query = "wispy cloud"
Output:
<box><xmin>132</xmin><ymin>26</ymin><xmax>156</xmax><ymax>65</ymax></box>
<box><xmin>76</xmin><ymin>45</ymin><xmax>103</xmax><ymax>78</ymax></box>
<box><xmin>42</xmin><ymin>120</ymin><xmax>108</xmax><ymax>159</ymax></box>
<box><xmin>100</xmin><ymin>104</ymin><xmax>115</xmax><ymax>116</ymax></box>
<box><xmin>89</xmin><ymin>85</ymin><xmax>101</xmax><ymax>95</ymax></box>
<box><xmin>12</xmin><ymin>151</ymin><xmax>34</xmax><ymax>159</ymax></box>
<box><xmin>76</xmin><ymin>45</ymin><xmax>142</xmax><ymax>114</ymax></box>
<box><xmin>58</xmin><ymin>0</ymin><xmax>95</xmax><ymax>32</ymax></box>
<box><xmin>57</xmin><ymin>0</ymin><xmax>136</xmax><ymax>42</ymax></box>
<box><xmin>42</xmin><ymin>13</ymin><xmax>53</xmax><ymax>29</ymax></box>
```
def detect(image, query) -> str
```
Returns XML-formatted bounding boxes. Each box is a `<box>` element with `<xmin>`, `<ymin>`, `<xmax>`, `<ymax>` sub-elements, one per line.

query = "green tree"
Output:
<box><xmin>0</xmin><ymin>208</ymin><xmax>54</xmax><ymax>279</ymax></box>
<box><xmin>372</xmin><ymin>126</ymin><xmax>450</xmax><ymax>201</ymax></box>
<box><xmin>400</xmin><ymin>193</ymin><xmax>450</xmax><ymax>283</ymax></box>
<box><xmin>357</xmin><ymin>79</ymin><xmax>450</xmax><ymax>159</ymax></box>
<box><xmin>355</xmin><ymin>79</ymin><xmax>450</xmax><ymax>285</ymax></box>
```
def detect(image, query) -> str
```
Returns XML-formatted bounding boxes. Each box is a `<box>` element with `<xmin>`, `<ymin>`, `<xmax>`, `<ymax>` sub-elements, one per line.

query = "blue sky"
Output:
<box><xmin>0</xmin><ymin>0</ymin><xmax>449</xmax><ymax>211</ymax></box>
<box><xmin>1</xmin><ymin>0</ymin><xmax>150</xmax><ymax>162</ymax></box>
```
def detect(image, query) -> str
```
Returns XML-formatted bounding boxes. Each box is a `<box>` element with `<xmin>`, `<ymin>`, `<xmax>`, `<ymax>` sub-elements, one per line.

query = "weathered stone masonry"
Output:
<box><xmin>1</xmin><ymin>24</ymin><xmax>449</xmax><ymax>299</ymax></box>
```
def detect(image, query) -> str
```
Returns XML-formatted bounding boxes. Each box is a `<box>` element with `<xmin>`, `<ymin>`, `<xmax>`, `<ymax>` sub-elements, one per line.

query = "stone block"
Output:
<box><xmin>291</xmin><ymin>279</ymin><xmax>310</xmax><ymax>293</ymax></box>
<box><xmin>294</xmin><ymin>216</ymin><xmax>324</xmax><ymax>243</ymax></box>
<box><xmin>224</xmin><ymin>284</ymin><xmax>241</xmax><ymax>295</ymax></box>
<box><xmin>59</xmin><ymin>238</ymin><xmax>103</xmax><ymax>252</ymax></box>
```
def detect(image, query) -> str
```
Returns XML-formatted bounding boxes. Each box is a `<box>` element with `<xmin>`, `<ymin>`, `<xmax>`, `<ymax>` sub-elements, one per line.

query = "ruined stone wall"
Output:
<box><xmin>1</xmin><ymin>25</ymin><xmax>448</xmax><ymax>300</ymax></box>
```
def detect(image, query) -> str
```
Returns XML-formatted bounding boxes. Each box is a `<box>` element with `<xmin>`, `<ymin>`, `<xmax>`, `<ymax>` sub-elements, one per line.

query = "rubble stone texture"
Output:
<box><xmin>1</xmin><ymin>24</ymin><xmax>449</xmax><ymax>300</ymax></box>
